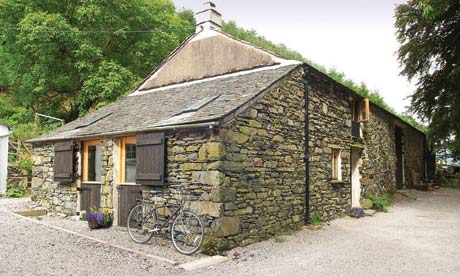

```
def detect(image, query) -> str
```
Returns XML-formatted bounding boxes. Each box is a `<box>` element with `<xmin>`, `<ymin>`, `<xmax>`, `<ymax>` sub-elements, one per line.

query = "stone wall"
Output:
<box><xmin>218</xmin><ymin>67</ymin><xmax>306</xmax><ymax>249</ymax></box>
<box><xmin>307</xmin><ymin>69</ymin><xmax>352</xmax><ymax>222</ymax></box>
<box><xmin>7</xmin><ymin>165</ymin><xmax>29</xmax><ymax>189</ymax></box>
<box><xmin>101</xmin><ymin>139</ymin><xmax>114</xmax><ymax>209</ymax></box>
<box><xmin>31</xmin><ymin>143</ymin><xmax>80</xmax><ymax>215</ymax></box>
<box><xmin>403</xmin><ymin>124</ymin><xmax>426</xmax><ymax>187</ymax></box>
<box><xmin>143</xmin><ymin>128</ymin><xmax>226</xmax><ymax>233</ymax></box>
<box><xmin>360</xmin><ymin>105</ymin><xmax>397</xmax><ymax>195</ymax></box>
<box><xmin>360</xmin><ymin>104</ymin><xmax>426</xmax><ymax>193</ymax></box>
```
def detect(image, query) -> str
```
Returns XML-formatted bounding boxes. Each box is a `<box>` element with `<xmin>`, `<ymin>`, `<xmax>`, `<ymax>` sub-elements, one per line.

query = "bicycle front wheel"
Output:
<box><xmin>170</xmin><ymin>211</ymin><xmax>204</xmax><ymax>255</ymax></box>
<box><xmin>127</xmin><ymin>204</ymin><xmax>157</xmax><ymax>244</ymax></box>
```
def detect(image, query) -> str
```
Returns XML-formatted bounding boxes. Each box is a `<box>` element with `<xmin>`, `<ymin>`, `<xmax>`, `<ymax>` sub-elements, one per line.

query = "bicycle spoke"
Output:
<box><xmin>171</xmin><ymin>211</ymin><xmax>204</xmax><ymax>255</ymax></box>
<box><xmin>127</xmin><ymin>204</ymin><xmax>157</xmax><ymax>244</ymax></box>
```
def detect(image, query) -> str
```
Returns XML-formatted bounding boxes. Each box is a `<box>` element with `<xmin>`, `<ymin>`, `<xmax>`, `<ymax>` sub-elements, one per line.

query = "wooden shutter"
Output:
<box><xmin>136</xmin><ymin>132</ymin><xmax>165</xmax><ymax>186</ymax></box>
<box><xmin>54</xmin><ymin>141</ymin><xmax>74</xmax><ymax>183</ymax></box>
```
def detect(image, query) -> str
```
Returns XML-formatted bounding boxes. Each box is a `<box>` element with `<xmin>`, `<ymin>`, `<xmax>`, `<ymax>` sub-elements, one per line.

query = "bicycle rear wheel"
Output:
<box><xmin>170</xmin><ymin>211</ymin><xmax>204</xmax><ymax>255</ymax></box>
<box><xmin>127</xmin><ymin>204</ymin><xmax>157</xmax><ymax>244</ymax></box>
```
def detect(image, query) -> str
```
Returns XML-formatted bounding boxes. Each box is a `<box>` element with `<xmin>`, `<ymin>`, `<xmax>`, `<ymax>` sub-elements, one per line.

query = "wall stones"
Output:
<box><xmin>31</xmin><ymin>143</ymin><xmax>79</xmax><ymax>216</ymax></box>
<box><xmin>218</xmin><ymin>67</ymin><xmax>306</xmax><ymax>247</ymax></box>
<box><xmin>360</xmin><ymin>106</ymin><xmax>397</xmax><ymax>195</ymax></box>
<box><xmin>308</xmin><ymin>70</ymin><xmax>352</xmax><ymax>222</ymax></box>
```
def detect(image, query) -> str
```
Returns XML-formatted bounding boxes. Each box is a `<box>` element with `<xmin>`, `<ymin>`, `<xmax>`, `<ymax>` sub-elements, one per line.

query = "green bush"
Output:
<box><xmin>365</xmin><ymin>193</ymin><xmax>393</xmax><ymax>212</ymax></box>
<box><xmin>310</xmin><ymin>211</ymin><xmax>321</xmax><ymax>225</ymax></box>
<box><xmin>201</xmin><ymin>237</ymin><xmax>221</xmax><ymax>256</ymax></box>
<box><xmin>17</xmin><ymin>159</ymin><xmax>32</xmax><ymax>176</ymax></box>
<box><xmin>5</xmin><ymin>186</ymin><xmax>26</xmax><ymax>198</ymax></box>
<box><xmin>442</xmin><ymin>179</ymin><xmax>460</xmax><ymax>189</ymax></box>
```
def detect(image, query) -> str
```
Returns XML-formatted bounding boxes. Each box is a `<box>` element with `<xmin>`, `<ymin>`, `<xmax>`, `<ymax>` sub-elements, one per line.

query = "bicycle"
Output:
<box><xmin>126</xmin><ymin>185</ymin><xmax>205</xmax><ymax>255</ymax></box>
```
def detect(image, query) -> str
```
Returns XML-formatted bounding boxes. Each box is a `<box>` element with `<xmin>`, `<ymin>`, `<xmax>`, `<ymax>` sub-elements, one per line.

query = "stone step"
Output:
<box><xmin>178</xmin><ymin>255</ymin><xmax>229</xmax><ymax>271</ymax></box>
<box><xmin>14</xmin><ymin>209</ymin><xmax>48</xmax><ymax>217</ymax></box>
<box><xmin>364</xmin><ymin>209</ymin><xmax>376</xmax><ymax>217</ymax></box>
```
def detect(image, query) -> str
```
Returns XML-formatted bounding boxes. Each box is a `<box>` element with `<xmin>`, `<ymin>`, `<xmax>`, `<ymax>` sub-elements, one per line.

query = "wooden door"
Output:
<box><xmin>395</xmin><ymin>127</ymin><xmax>404</xmax><ymax>190</ymax></box>
<box><xmin>80</xmin><ymin>183</ymin><xmax>101</xmax><ymax>213</ymax></box>
<box><xmin>117</xmin><ymin>185</ymin><xmax>142</xmax><ymax>227</ymax></box>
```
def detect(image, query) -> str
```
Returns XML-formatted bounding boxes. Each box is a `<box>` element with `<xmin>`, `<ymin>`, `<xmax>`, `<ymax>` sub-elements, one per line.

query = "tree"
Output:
<box><xmin>395</xmin><ymin>0</ymin><xmax>460</xmax><ymax>158</ymax></box>
<box><xmin>0</xmin><ymin>0</ymin><xmax>195</xmax><ymax>120</ymax></box>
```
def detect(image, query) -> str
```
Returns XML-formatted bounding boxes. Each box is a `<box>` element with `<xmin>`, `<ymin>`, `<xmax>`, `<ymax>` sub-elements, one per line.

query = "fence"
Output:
<box><xmin>8</xmin><ymin>138</ymin><xmax>32</xmax><ymax>188</ymax></box>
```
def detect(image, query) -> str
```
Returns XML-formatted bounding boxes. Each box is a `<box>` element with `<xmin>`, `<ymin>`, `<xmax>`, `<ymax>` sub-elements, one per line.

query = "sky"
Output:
<box><xmin>172</xmin><ymin>0</ymin><xmax>414</xmax><ymax>114</ymax></box>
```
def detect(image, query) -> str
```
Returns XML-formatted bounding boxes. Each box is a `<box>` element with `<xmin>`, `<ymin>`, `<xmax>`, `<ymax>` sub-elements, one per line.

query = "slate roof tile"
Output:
<box><xmin>30</xmin><ymin>64</ymin><xmax>299</xmax><ymax>142</ymax></box>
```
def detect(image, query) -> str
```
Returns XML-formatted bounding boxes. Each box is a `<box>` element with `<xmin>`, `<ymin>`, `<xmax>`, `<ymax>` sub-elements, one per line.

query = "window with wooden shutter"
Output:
<box><xmin>353</xmin><ymin>98</ymin><xmax>370</xmax><ymax>123</ymax></box>
<box><xmin>136</xmin><ymin>132</ymin><xmax>165</xmax><ymax>186</ymax></box>
<box><xmin>54</xmin><ymin>141</ymin><xmax>74</xmax><ymax>183</ymax></box>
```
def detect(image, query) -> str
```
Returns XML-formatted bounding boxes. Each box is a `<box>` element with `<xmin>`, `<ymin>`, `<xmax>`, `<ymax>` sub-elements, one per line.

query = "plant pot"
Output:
<box><xmin>87</xmin><ymin>217</ymin><xmax>101</xmax><ymax>230</ymax></box>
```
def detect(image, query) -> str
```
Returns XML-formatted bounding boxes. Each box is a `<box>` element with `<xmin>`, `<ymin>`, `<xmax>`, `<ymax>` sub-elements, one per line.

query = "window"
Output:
<box><xmin>331</xmin><ymin>149</ymin><xmax>342</xmax><ymax>181</ymax></box>
<box><xmin>353</xmin><ymin>98</ymin><xmax>370</xmax><ymax>122</ymax></box>
<box><xmin>119</xmin><ymin>136</ymin><xmax>137</xmax><ymax>183</ymax></box>
<box><xmin>83</xmin><ymin>140</ymin><xmax>102</xmax><ymax>182</ymax></box>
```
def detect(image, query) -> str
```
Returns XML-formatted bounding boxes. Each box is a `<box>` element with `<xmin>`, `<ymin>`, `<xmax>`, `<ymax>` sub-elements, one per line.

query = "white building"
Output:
<box><xmin>0</xmin><ymin>123</ymin><xmax>12</xmax><ymax>195</ymax></box>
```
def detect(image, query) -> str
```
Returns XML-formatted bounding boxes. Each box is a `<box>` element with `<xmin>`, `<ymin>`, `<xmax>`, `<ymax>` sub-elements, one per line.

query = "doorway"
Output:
<box><xmin>117</xmin><ymin>185</ymin><xmax>142</xmax><ymax>227</ymax></box>
<box><xmin>80</xmin><ymin>183</ymin><xmax>101</xmax><ymax>213</ymax></box>
<box><xmin>351</xmin><ymin>147</ymin><xmax>362</xmax><ymax>207</ymax></box>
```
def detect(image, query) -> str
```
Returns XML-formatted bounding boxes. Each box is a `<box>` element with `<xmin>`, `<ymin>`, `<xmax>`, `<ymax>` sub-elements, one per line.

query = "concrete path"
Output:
<box><xmin>1</xmin><ymin>188</ymin><xmax>459</xmax><ymax>275</ymax></box>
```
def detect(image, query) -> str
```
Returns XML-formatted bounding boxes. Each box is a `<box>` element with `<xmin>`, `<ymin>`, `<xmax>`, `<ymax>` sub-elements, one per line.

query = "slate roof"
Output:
<box><xmin>30</xmin><ymin>64</ymin><xmax>300</xmax><ymax>143</ymax></box>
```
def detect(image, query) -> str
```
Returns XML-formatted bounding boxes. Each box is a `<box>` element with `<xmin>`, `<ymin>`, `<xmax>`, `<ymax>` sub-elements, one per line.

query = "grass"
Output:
<box><xmin>5</xmin><ymin>185</ymin><xmax>26</xmax><ymax>198</ymax></box>
<box><xmin>310</xmin><ymin>212</ymin><xmax>321</xmax><ymax>225</ymax></box>
<box><xmin>273</xmin><ymin>236</ymin><xmax>287</xmax><ymax>243</ymax></box>
<box><xmin>442</xmin><ymin>178</ymin><xmax>460</xmax><ymax>189</ymax></box>
<box><xmin>365</xmin><ymin>193</ymin><xmax>393</xmax><ymax>213</ymax></box>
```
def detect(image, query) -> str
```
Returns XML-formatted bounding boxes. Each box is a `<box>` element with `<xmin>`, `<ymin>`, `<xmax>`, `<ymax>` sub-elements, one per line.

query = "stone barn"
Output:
<box><xmin>29</xmin><ymin>3</ymin><xmax>430</xmax><ymax>249</ymax></box>
<box><xmin>0</xmin><ymin>123</ymin><xmax>12</xmax><ymax>195</ymax></box>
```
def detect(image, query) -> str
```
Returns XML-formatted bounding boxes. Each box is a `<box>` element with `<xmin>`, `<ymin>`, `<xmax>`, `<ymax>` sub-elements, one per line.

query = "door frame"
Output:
<box><xmin>351</xmin><ymin>146</ymin><xmax>362</xmax><ymax>208</ymax></box>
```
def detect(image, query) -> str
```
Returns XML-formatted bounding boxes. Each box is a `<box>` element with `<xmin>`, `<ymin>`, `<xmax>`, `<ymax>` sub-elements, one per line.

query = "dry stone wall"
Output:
<box><xmin>31</xmin><ymin>143</ymin><xmax>80</xmax><ymax>215</ymax></box>
<box><xmin>360</xmin><ymin>105</ymin><xmax>397</xmax><ymax>195</ymax></box>
<box><xmin>403</xmin><ymin>125</ymin><xmax>426</xmax><ymax>187</ymax></box>
<box><xmin>143</xmin><ymin>128</ymin><xmax>226</xmax><ymax>234</ymax></box>
<box><xmin>307</xmin><ymin>69</ymin><xmax>352</xmax><ymax>222</ymax></box>
<box><xmin>218</xmin><ymin>67</ymin><xmax>306</xmax><ymax>249</ymax></box>
<box><xmin>100</xmin><ymin>139</ymin><xmax>114</xmax><ymax>209</ymax></box>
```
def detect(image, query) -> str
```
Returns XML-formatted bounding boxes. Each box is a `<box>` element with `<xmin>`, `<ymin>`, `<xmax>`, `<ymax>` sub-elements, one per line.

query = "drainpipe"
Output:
<box><xmin>303</xmin><ymin>66</ymin><xmax>311</xmax><ymax>224</ymax></box>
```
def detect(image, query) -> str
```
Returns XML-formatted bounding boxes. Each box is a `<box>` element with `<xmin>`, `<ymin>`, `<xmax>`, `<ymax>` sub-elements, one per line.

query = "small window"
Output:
<box><xmin>353</xmin><ymin>98</ymin><xmax>370</xmax><ymax>122</ymax></box>
<box><xmin>331</xmin><ymin>149</ymin><xmax>342</xmax><ymax>181</ymax></box>
<box><xmin>119</xmin><ymin>136</ymin><xmax>137</xmax><ymax>183</ymax></box>
<box><xmin>83</xmin><ymin>140</ymin><xmax>102</xmax><ymax>182</ymax></box>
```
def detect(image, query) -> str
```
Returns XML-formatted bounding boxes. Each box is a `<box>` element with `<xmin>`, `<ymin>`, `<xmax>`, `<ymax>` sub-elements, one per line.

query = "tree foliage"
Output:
<box><xmin>395</xmin><ymin>0</ymin><xmax>460</xmax><ymax>158</ymax></box>
<box><xmin>0</xmin><ymin>0</ymin><xmax>195</xmax><ymax>120</ymax></box>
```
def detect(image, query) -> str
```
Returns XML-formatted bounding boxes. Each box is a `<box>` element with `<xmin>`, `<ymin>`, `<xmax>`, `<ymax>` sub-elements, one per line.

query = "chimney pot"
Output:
<box><xmin>196</xmin><ymin>2</ymin><xmax>222</xmax><ymax>32</ymax></box>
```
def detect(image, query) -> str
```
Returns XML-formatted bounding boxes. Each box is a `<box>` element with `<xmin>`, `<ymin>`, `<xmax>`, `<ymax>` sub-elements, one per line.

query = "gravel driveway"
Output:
<box><xmin>1</xmin><ymin>188</ymin><xmax>459</xmax><ymax>276</ymax></box>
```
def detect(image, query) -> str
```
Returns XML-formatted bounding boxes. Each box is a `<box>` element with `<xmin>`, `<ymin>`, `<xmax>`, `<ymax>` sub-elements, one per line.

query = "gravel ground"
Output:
<box><xmin>1</xmin><ymin>188</ymin><xmax>459</xmax><ymax>276</ymax></box>
<box><xmin>193</xmin><ymin>188</ymin><xmax>460</xmax><ymax>276</ymax></box>
<box><xmin>0</xmin><ymin>210</ymin><xmax>177</xmax><ymax>276</ymax></box>
<box><xmin>38</xmin><ymin>216</ymin><xmax>204</xmax><ymax>264</ymax></box>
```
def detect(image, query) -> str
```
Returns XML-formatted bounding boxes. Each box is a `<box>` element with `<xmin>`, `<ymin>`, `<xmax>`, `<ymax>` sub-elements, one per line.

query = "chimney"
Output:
<box><xmin>195</xmin><ymin>2</ymin><xmax>222</xmax><ymax>32</ymax></box>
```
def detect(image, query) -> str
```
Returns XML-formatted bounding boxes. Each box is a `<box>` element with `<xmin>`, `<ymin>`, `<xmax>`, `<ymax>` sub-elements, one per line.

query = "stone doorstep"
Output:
<box><xmin>364</xmin><ymin>209</ymin><xmax>376</xmax><ymax>217</ymax></box>
<box><xmin>178</xmin><ymin>255</ymin><xmax>229</xmax><ymax>271</ymax></box>
<box><xmin>14</xmin><ymin>209</ymin><xmax>48</xmax><ymax>217</ymax></box>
